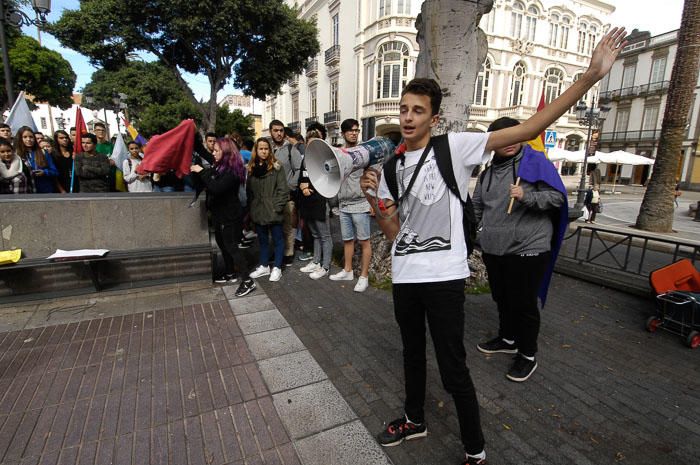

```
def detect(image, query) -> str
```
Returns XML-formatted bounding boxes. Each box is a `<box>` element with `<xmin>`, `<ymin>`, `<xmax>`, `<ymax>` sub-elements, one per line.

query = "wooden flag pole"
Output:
<box><xmin>507</xmin><ymin>177</ymin><xmax>521</xmax><ymax>214</ymax></box>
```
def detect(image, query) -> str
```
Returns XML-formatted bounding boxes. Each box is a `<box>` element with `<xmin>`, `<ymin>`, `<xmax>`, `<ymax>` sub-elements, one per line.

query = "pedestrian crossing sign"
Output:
<box><xmin>545</xmin><ymin>130</ymin><xmax>557</xmax><ymax>148</ymax></box>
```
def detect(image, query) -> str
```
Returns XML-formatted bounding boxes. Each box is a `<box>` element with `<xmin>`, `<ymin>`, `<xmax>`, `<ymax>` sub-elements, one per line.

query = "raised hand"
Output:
<box><xmin>587</xmin><ymin>27</ymin><xmax>628</xmax><ymax>80</ymax></box>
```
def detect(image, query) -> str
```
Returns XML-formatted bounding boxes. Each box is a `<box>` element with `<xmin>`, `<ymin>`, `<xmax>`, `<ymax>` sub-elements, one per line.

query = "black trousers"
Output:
<box><xmin>392</xmin><ymin>279</ymin><xmax>485</xmax><ymax>455</ymax></box>
<box><xmin>481</xmin><ymin>252</ymin><xmax>550</xmax><ymax>357</ymax></box>
<box><xmin>213</xmin><ymin>221</ymin><xmax>249</xmax><ymax>278</ymax></box>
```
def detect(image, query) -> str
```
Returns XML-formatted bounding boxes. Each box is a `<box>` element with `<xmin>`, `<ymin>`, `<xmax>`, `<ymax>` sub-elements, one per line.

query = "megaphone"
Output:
<box><xmin>305</xmin><ymin>137</ymin><xmax>395</xmax><ymax>198</ymax></box>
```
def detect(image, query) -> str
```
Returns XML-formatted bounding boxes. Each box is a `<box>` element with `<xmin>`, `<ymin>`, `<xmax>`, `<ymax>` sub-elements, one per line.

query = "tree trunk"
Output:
<box><xmin>414</xmin><ymin>0</ymin><xmax>493</xmax><ymax>134</ymax></box>
<box><xmin>635</xmin><ymin>0</ymin><xmax>700</xmax><ymax>232</ymax></box>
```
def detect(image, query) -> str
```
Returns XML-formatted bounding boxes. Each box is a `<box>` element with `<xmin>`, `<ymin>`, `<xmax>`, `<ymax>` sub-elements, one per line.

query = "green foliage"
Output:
<box><xmin>1</xmin><ymin>35</ymin><xmax>76</xmax><ymax>109</ymax></box>
<box><xmin>49</xmin><ymin>0</ymin><xmax>320</xmax><ymax>129</ymax></box>
<box><xmin>81</xmin><ymin>61</ymin><xmax>201</xmax><ymax>136</ymax></box>
<box><xmin>215</xmin><ymin>105</ymin><xmax>254</xmax><ymax>139</ymax></box>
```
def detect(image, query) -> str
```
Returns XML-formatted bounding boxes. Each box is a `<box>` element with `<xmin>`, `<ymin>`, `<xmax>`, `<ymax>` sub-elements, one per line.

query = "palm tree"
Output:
<box><xmin>414</xmin><ymin>0</ymin><xmax>493</xmax><ymax>133</ymax></box>
<box><xmin>635</xmin><ymin>0</ymin><xmax>700</xmax><ymax>232</ymax></box>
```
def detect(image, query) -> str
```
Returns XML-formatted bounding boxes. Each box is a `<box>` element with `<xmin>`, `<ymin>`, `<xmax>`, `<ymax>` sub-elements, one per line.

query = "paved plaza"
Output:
<box><xmin>0</xmin><ymin>259</ymin><xmax>698</xmax><ymax>464</ymax></box>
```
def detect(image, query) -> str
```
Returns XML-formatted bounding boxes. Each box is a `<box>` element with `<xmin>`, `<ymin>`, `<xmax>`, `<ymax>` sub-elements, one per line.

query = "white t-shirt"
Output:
<box><xmin>377</xmin><ymin>132</ymin><xmax>490</xmax><ymax>283</ymax></box>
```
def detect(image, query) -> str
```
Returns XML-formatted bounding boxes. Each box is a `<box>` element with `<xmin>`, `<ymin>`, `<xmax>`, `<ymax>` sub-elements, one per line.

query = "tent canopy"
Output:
<box><xmin>546</xmin><ymin>148</ymin><xmax>654</xmax><ymax>166</ymax></box>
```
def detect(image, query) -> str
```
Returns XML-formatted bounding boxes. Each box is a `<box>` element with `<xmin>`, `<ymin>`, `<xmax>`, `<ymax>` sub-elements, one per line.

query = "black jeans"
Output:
<box><xmin>392</xmin><ymin>279</ymin><xmax>485</xmax><ymax>455</ymax></box>
<box><xmin>482</xmin><ymin>252</ymin><xmax>551</xmax><ymax>357</ymax></box>
<box><xmin>213</xmin><ymin>221</ymin><xmax>249</xmax><ymax>279</ymax></box>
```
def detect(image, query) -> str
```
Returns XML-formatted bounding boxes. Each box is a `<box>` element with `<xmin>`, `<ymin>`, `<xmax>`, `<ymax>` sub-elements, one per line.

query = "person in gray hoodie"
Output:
<box><xmin>269</xmin><ymin>119</ymin><xmax>303</xmax><ymax>266</ymax></box>
<box><xmin>473</xmin><ymin>117</ymin><xmax>565</xmax><ymax>383</ymax></box>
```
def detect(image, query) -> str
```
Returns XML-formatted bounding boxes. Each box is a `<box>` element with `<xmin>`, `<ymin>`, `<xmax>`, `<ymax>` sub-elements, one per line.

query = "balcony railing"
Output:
<box><xmin>600</xmin><ymin>129</ymin><xmax>661</xmax><ymax>143</ymax></box>
<box><xmin>288</xmin><ymin>76</ymin><xmax>299</xmax><ymax>88</ymax></box>
<box><xmin>305</xmin><ymin>116</ymin><xmax>318</xmax><ymax>128</ymax></box>
<box><xmin>324</xmin><ymin>45</ymin><xmax>340</xmax><ymax>66</ymax></box>
<box><xmin>288</xmin><ymin>121</ymin><xmax>300</xmax><ymax>134</ymax></box>
<box><xmin>305</xmin><ymin>59</ymin><xmax>318</xmax><ymax>77</ymax></box>
<box><xmin>324</xmin><ymin>110</ymin><xmax>340</xmax><ymax>125</ymax></box>
<box><xmin>599</xmin><ymin>81</ymin><xmax>670</xmax><ymax>102</ymax></box>
<box><xmin>363</xmin><ymin>100</ymin><xmax>400</xmax><ymax>117</ymax></box>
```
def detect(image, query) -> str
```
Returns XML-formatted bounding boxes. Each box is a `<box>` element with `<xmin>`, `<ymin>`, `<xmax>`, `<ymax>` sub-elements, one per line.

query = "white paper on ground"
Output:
<box><xmin>47</xmin><ymin>249</ymin><xmax>110</xmax><ymax>260</ymax></box>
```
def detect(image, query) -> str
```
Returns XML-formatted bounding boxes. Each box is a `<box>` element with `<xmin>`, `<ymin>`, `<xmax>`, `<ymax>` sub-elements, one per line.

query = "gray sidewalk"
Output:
<box><xmin>258</xmin><ymin>267</ymin><xmax>699</xmax><ymax>465</ymax></box>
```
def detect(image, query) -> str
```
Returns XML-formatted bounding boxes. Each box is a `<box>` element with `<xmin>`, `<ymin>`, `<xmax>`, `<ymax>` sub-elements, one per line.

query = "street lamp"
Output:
<box><xmin>573</xmin><ymin>98</ymin><xmax>610</xmax><ymax>210</ymax></box>
<box><xmin>0</xmin><ymin>0</ymin><xmax>52</xmax><ymax>107</ymax></box>
<box><xmin>112</xmin><ymin>92</ymin><xmax>127</xmax><ymax>134</ymax></box>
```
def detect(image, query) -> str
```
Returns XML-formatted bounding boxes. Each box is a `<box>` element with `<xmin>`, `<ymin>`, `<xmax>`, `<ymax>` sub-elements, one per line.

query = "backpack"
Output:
<box><xmin>383</xmin><ymin>134</ymin><xmax>478</xmax><ymax>257</ymax></box>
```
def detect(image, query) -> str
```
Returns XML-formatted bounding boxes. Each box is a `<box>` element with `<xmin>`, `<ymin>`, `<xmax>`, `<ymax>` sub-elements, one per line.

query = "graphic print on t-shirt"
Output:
<box><xmin>394</xmin><ymin>159</ymin><xmax>451</xmax><ymax>256</ymax></box>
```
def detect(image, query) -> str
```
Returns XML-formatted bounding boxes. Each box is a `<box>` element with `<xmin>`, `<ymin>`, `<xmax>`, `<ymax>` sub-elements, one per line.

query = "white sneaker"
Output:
<box><xmin>354</xmin><ymin>276</ymin><xmax>369</xmax><ymax>292</ymax></box>
<box><xmin>249</xmin><ymin>265</ymin><xmax>270</xmax><ymax>279</ymax></box>
<box><xmin>329</xmin><ymin>269</ymin><xmax>354</xmax><ymax>281</ymax></box>
<box><xmin>269</xmin><ymin>267</ymin><xmax>282</xmax><ymax>282</ymax></box>
<box><xmin>300</xmin><ymin>262</ymin><xmax>320</xmax><ymax>273</ymax></box>
<box><xmin>243</xmin><ymin>229</ymin><xmax>257</xmax><ymax>239</ymax></box>
<box><xmin>309</xmin><ymin>267</ymin><xmax>328</xmax><ymax>280</ymax></box>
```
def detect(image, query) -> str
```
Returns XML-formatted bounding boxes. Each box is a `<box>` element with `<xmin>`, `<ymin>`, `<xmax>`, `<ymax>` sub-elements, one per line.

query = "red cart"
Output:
<box><xmin>647</xmin><ymin>259</ymin><xmax>700</xmax><ymax>349</ymax></box>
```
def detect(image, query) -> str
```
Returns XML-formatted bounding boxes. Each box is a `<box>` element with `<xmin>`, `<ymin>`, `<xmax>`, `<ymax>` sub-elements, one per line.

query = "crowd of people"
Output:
<box><xmin>192</xmin><ymin>117</ymin><xmax>373</xmax><ymax>298</ymax></box>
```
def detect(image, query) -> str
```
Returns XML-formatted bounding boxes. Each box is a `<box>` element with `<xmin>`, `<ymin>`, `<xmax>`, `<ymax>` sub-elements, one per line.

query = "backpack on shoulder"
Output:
<box><xmin>382</xmin><ymin>134</ymin><xmax>478</xmax><ymax>256</ymax></box>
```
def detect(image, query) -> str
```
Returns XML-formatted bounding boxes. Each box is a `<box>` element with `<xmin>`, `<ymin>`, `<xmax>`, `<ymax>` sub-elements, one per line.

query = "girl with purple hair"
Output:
<box><xmin>191</xmin><ymin>137</ymin><xmax>255</xmax><ymax>296</ymax></box>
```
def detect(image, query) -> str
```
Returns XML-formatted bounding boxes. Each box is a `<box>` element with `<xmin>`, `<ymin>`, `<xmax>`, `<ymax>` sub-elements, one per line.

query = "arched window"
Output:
<box><xmin>510</xmin><ymin>1</ymin><xmax>524</xmax><ymax>38</ymax></box>
<box><xmin>578</xmin><ymin>23</ymin><xmax>587</xmax><ymax>53</ymax></box>
<box><xmin>561</xmin><ymin>17</ymin><xmax>571</xmax><ymax>48</ymax></box>
<box><xmin>587</xmin><ymin>25</ymin><xmax>598</xmax><ymax>55</ymax></box>
<box><xmin>549</xmin><ymin>14</ymin><xmax>559</xmax><ymax>47</ymax></box>
<box><xmin>525</xmin><ymin>6</ymin><xmax>538</xmax><ymax>41</ymax></box>
<box><xmin>544</xmin><ymin>68</ymin><xmax>564</xmax><ymax>104</ymax></box>
<box><xmin>376</xmin><ymin>42</ymin><xmax>410</xmax><ymax>99</ymax></box>
<box><xmin>509</xmin><ymin>61</ymin><xmax>527</xmax><ymax>106</ymax></box>
<box><xmin>474</xmin><ymin>58</ymin><xmax>491</xmax><ymax>106</ymax></box>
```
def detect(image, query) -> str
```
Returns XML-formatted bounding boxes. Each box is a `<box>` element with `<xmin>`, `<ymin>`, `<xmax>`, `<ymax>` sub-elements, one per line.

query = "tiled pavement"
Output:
<box><xmin>0</xmin><ymin>266</ymin><xmax>698</xmax><ymax>465</ymax></box>
<box><xmin>259</xmin><ymin>268</ymin><xmax>700</xmax><ymax>465</ymax></box>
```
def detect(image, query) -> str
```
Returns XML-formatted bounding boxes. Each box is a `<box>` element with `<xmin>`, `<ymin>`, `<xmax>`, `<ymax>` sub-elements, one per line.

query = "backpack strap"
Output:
<box><xmin>383</xmin><ymin>157</ymin><xmax>399</xmax><ymax>202</ymax></box>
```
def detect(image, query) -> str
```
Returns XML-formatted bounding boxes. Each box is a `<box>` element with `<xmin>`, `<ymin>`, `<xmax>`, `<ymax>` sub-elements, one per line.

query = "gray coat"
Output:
<box><xmin>247</xmin><ymin>162</ymin><xmax>289</xmax><ymax>225</ymax></box>
<box><xmin>472</xmin><ymin>150</ymin><xmax>565</xmax><ymax>256</ymax></box>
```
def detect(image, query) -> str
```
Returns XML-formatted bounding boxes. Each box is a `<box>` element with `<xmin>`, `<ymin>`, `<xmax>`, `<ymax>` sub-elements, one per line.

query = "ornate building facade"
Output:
<box><xmin>264</xmin><ymin>0</ymin><xmax>615</xmax><ymax>151</ymax></box>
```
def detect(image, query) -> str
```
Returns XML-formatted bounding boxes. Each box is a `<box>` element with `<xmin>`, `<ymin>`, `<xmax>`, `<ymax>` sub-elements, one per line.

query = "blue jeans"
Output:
<box><xmin>256</xmin><ymin>223</ymin><xmax>284</xmax><ymax>269</ymax></box>
<box><xmin>307</xmin><ymin>218</ymin><xmax>332</xmax><ymax>270</ymax></box>
<box><xmin>153</xmin><ymin>185</ymin><xmax>175</xmax><ymax>192</ymax></box>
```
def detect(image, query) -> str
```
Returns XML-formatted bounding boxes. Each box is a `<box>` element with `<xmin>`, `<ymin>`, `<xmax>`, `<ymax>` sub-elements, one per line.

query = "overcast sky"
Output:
<box><xmin>27</xmin><ymin>0</ymin><xmax>687</xmax><ymax>101</ymax></box>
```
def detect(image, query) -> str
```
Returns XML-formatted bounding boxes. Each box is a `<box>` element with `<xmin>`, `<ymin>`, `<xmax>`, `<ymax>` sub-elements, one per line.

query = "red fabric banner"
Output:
<box><xmin>73</xmin><ymin>107</ymin><xmax>88</xmax><ymax>155</ymax></box>
<box><xmin>136</xmin><ymin>119</ymin><xmax>195</xmax><ymax>178</ymax></box>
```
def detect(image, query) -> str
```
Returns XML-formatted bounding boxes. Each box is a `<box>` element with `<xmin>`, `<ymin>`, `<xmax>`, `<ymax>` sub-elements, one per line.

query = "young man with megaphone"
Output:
<box><xmin>360</xmin><ymin>27</ymin><xmax>627</xmax><ymax>465</ymax></box>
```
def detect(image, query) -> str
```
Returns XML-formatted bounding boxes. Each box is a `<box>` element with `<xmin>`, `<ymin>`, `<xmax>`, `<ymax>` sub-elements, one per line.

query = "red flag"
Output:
<box><xmin>136</xmin><ymin>119</ymin><xmax>195</xmax><ymax>178</ymax></box>
<box><xmin>73</xmin><ymin>107</ymin><xmax>88</xmax><ymax>155</ymax></box>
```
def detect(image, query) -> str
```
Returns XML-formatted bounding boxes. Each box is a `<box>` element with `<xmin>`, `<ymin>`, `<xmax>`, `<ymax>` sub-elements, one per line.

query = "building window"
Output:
<box><xmin>587</xmin><ymin>26</ymin><xmax>598</xmax><ymax>55</ymax></box>
<box><xmin>376</xmin><ymin>41</ymin><xmax>410</xmax><ymax>99</ymax></box>
<box><xmin>510</xmin><ymin>1</ymin><xmax>524</xmax><ymax>38</ymax></box>
<box><xmin>332</xmin><ymin>14</ymin><xmax>339</xmax><ymax>46</ymax></box>
<box><xmin>650</xmin><ymin>56</ymin><xmax>667</xmax><ymax>84</ymax></box>
<box><xmin>615</xmin><ymin>109</ymin><xmax>630</xmax><ymax>133</ymax></box>
<box><xmin>560</xmin><ymin>17</ymin><xmax>570</xmax><ymax>49</ymax></box>
<box><xmin>40</xmin><ymin>117</ymin><xmax>47</xmax><ymax>129</ymax></box>
<box><xmin>577</xmin><ymin>23</ymin><xmax>587</xmax><ymax>54</ymax></box>
<box><xmin>570</xmin><ymin>73</ymin><xmax>588</xmax><ymax>113</ymax></box>
<box><xmin>544</xmin><ymin>68</ymin><xmax>564</xmax><ymax>104</ymax></box>
<box><xmin>397</xmin><ymin>0</ymin><xmax>411</xmax><ymax>15</ymax></box>
<box><xmin>549</xmin><ymin>14</ymin><xmax>559</xmax><ymax>47</ymax></box>
<box><xmin>292</xmin><ymin>95</ymin><xmax>299</xmax><ymax>123</ymax></box>
<box><xmin>330</xmin><ymin>81</ymin><xmax>338</xmax><ymax>112</ymax></box>
<box><xmin>379</xmin><ymin>0</ymin><xmax>391</xmax><ymax>17</ymax></box>
<box><xmin>524</xmin><ymin>6</ymin><xmax>538</xmax><ymax>41</ymax></box>
<box><xmin>622</xmin><ymin>64</ymin><xmax>636</xmax><ymax>89</ymax></box>
<box><xmin>509</xmin><ymin>61</ymin><xmax>527</xmax><ymax>106</ymax></box>
<box><xmin>473</xmin><ymin>58</ymin><xmax>491</xmax><ymax>106</ymax></box>
<box><xmin>310</xmin><ymin>89</ymin><xmax>317</xmax><ymax>117</ymax></box>
<box><xmin>642</xmin><ymin>106</ymin><xmax>659</xmax><ymax>132</ymax></box>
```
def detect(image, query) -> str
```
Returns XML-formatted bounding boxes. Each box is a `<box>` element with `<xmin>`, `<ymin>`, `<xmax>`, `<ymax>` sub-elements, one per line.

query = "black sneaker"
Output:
<box><xmin>462</xmin><ymin>456</ymin><xmax>486</xmax><ymax>465</ymax></box>
<box><xmin>477</xmin><ymin>337</ymin><xmax>517</xmax><ymax>354</ymax></box>
<box><xmin>377</xmin><ymin>417</ymin><xmax>427</xmax><ymax>447</ymax></box>
<box><xmin>234</xmin><ymin>279</ymin><xmax>256</xmax><ymax>297</ymax></box>
<box><xmin>506</xmin><ymin>355</ymin><xmax>537</xmax><ymax>382</ymax></box>
<box><xmin>282</xmin><ymin>255</ymin><xmax>294</xmax><ymax>267</ymax></box>
<box><xmin>214</xmin><ymin>274</ymin><xmax>238</xmax><ymax>284</ymax></box>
